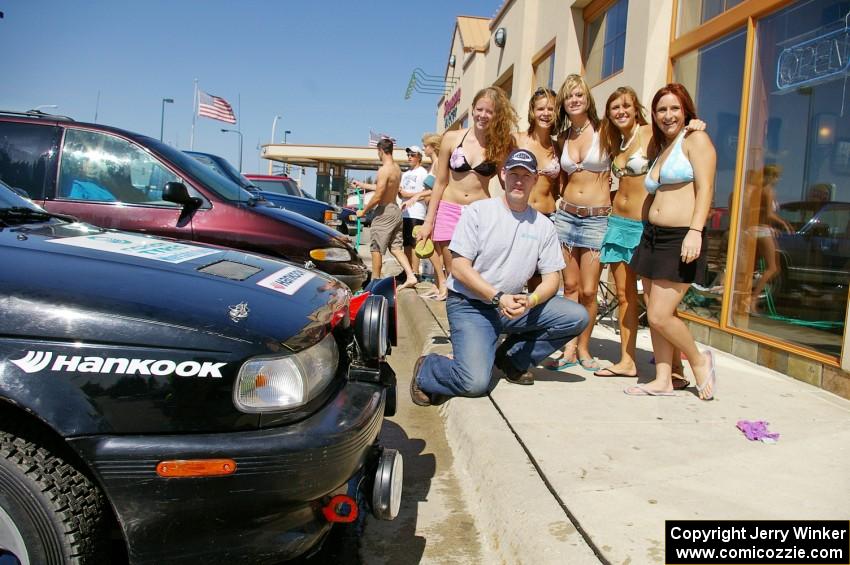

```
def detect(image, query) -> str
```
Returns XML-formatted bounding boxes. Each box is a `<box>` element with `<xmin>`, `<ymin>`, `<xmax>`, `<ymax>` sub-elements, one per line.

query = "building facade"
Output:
<box><xmin>437</xmin><ymin>0</ymin><xmax>850</xmax><ymax>399</ymax></box>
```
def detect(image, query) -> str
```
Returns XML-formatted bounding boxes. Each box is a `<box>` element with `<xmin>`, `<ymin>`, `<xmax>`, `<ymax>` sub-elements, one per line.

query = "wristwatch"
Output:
<box><xmin>490</xmin><ymin>291</ymin><xmax>504</xmax><ymax>306</ymax></box>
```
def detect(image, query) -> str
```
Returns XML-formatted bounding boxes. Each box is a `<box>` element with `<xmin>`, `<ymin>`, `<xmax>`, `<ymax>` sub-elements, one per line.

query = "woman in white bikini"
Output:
<box><xmin>626</xmin><ymin>83</ymin><xmax>717</xmax><ymax>399</ymax></box>
<box><xmin>417</xmin><ymin>87</ymin><xmax>517</xmax><ymax>275</ymax></box>
<box><xmin>550</xmin><ymin>74</ymin><xmax>610</xmax><ymax>371</ymax></box>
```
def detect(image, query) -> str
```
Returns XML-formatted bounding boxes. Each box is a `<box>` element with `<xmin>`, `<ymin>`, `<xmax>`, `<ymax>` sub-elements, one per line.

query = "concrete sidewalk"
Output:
<box><xmin>400</xmin><ymin>287</ymin><xmax>850</xmax><ymax>565</ymax></box>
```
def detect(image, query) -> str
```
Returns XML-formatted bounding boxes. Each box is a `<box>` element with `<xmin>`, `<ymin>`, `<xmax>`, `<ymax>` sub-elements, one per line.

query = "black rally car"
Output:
<box><xmin>0</xmin><ymin>181</ymin><xmax>401</xmax><ymax>563</ymax></box>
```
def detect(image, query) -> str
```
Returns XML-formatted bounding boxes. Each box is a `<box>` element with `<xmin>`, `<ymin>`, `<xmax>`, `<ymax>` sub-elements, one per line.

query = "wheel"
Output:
<box><xmin>0</xmin><ymin>429</ymin><xmax>108</xmax><ymax>564</ymax></box>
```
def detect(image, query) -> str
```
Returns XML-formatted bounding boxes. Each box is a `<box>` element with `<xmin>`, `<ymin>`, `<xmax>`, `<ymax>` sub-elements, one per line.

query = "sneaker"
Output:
<box><xmin>409</xmin><ymin>356</ymin><xmax>432</xmax><ymax>406</ymax></box>
<box><xmin>494</xmin><ymin>342</ymin><xmax>534</xmax><ymax>386</ymax></box>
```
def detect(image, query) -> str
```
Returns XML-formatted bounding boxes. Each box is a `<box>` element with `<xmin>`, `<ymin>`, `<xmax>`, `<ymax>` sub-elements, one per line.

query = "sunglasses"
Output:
<box><xmin>534</xmin><ymin>87</ymin><xmax>556</xmax><ymax>97</ymax></box>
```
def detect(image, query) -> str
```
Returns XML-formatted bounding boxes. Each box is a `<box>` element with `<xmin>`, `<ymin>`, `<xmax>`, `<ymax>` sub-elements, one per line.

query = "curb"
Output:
<box><xmin>398</xmin><ymin>289</ymin><xmax>601</xmax><ymax>564</ymax></box>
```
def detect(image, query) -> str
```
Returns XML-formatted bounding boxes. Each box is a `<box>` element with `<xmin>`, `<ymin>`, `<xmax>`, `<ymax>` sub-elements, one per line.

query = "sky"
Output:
<box><xmin>0</xmin><ymin>0</ymin><xmax>496</xmax><ymax>193</ymax></box>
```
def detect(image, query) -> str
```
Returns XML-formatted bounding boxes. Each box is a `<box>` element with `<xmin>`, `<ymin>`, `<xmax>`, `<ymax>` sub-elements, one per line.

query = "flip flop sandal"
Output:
<box><xmin>593</xmin><ymin>367</ymin><xmax>637</xmax><ymax>377</ymax></box>
<box><xmin>696</xmin><ymin>350</ymin><xmax>717</xmax><ymax>400</ymax></box>
<box><xmin>623</xmin><ymin>384</ymin><xmax>676</xmax><ymax>397</ymax></box>
<box><xmin>540</xmin><ymin>357</ymin><xmax>578</xmax><ymax>370</ymax></box>
<box><xmin>578</xmin><ymin>358</ymin><xmax>600</xmax><ymax>371</ymax></box>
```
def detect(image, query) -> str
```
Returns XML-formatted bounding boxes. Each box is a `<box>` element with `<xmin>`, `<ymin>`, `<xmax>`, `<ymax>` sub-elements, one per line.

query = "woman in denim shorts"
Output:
<box><xmin>549</xmin><ymin>74</ymin><xmax>611</xmax><ymax>371</ymax></box>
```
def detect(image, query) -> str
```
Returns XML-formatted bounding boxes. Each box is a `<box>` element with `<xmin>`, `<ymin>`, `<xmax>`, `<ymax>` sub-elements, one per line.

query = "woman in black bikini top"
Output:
<box><xmin>449</xmin><ymin>129</ymin><xmax>498</xmax><ymax>177</ymax></box>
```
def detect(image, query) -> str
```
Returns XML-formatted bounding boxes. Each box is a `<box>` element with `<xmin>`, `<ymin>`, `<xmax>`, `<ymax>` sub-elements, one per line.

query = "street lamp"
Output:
<box><xmin>160</xmin><ymin>98</ymin><xmax>174</xmax><ymax>142</ymax></box>
<box><xmin>221</xmin><ymin>128</ymin><xmax>243</xmax><ymax>173</ymax></box>
<box><xmin>284</xmin><ymin>130</ymin><xmax>291</xmax><ymax>144</ymax></box>
<box><xmin>269</xmin><ymin>115</ymin><xmax>283</xmax><ymax>174</ymax></box>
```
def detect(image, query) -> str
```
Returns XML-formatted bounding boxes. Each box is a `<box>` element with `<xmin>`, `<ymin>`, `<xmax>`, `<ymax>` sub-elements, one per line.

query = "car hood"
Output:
<box><xmin>0</xmin><ymin>222</ymin><xmax>349</xmax><ymax>354</ymax></box>
<box><xmin>259</xmin><ymin>191</ymin><xmax>334</xmax><ymax>214</ymax></box>
<box><xmin>249</xmin><ymin>202</ymin><xmax>350</xmax><ymax>246</ymax></box>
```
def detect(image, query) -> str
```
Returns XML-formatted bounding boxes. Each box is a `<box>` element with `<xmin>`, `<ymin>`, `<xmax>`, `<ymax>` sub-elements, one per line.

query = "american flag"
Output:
<box><xmin>368</xmin><ymin>129</ymin><xmax>396</xmax><ymax>147</ymax></box>
<box><xmin>197</xmin><ymin>91</ymin><xmax>236</xmax><ymax>124</ymax></box>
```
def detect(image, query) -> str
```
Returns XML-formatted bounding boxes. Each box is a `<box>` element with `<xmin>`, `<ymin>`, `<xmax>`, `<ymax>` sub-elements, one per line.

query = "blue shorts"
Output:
<box><xmin>600</xmin><ymin>215</ymin><xmax>645</xmax><ymax>264</ymax></box>
<box><xmin>553</xmin><ymin>209</ymin><xmax>608</xmax><ymax>251</ymax></box>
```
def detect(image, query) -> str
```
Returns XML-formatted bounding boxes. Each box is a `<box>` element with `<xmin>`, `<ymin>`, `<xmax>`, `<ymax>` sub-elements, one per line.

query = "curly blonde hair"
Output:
<box><xmin>554</xmin><ymin>74</ymin><xmax>600</xmax><ymax>136</ymax></box>
<box><xmin>472</xmin><ymin>86</ymin><xmax>518</xmax><ymax>164</ymax></box>
<box><xmin>421</xmin><ymin>132</ymin><xmax>442</xmax><ymax>153</ymax></box>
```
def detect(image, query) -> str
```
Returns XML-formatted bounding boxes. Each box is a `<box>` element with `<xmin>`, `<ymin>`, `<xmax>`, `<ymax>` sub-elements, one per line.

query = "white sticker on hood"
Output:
<box><xmin>48</xmin><ymin>233</ymin><xmax>219</xmax><ymax>263</ymax></box>
<box><xmin>10</xmin><ymin>351</ymin><xmax>226</xmax><ymax>377</ymax></box>
<box><xmin>257</xmin><ymin>266</ymin><xmax>314</xmax><ymax>295</ymax></box>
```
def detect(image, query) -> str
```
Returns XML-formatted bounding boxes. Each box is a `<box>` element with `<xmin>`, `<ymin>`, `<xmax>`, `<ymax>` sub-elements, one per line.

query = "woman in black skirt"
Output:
<box><xmin>626</xmin><ymin>83</ymin><xmax>717</xmax><ymax>400</ymax></box>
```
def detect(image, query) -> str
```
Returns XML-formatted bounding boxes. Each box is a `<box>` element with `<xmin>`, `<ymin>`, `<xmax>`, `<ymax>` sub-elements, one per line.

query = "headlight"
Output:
<box><xmin>310</xmin><ymin>247</ymin><xmax>350</xmax><ymax>261</ymax></box>
<box><xmin>233</xmin><ymin>333</ymin><xmax>339</xmax><ymax>412</ymax></box>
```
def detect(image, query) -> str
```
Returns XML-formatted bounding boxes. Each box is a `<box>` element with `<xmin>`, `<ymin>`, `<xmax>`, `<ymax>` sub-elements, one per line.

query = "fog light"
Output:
<box><xmin>372</xmin><ymin>448</ymin><xmax>403</xmax><ymax>520</ymax></box>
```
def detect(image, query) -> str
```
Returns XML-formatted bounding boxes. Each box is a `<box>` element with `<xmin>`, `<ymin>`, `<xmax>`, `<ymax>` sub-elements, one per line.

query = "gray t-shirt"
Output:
<box><xmin>447</xmin><ymin>197</ymin><xmax>565</xmax><ymax>301</ymax></box>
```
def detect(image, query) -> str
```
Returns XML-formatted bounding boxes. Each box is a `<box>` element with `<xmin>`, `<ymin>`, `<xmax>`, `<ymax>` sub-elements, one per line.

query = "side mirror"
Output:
<box><xmin>163</xmin><ymin>182</ymin><xmax>202</xmax><ymax>208</ymax></box>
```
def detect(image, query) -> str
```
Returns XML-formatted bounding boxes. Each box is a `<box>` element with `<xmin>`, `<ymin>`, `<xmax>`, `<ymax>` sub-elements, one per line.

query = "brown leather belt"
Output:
<box><xmin>558</xmin><ymin>200</ymin><xmax>612</xmax><ymax>217</ymax></box>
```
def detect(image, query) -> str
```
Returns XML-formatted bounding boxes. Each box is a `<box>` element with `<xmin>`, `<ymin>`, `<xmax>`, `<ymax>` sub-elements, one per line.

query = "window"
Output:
<box><xmin>58</xmin><ymin>129</ymin><xmax>180</xmax><ymax>205</ymax></box>
<box><xmin>672</xmin><ymin>28</ymin><xmax>747</xmax><ymax>323</ymax></box>
<box><xmin>533</xmin><ymin>47</ymin><xmax>555</xmax><ymax>90</ymax></box>
<box><xmin>729</xmin><ymin>0</ymin><xmax>849</xmax><ymax>357</ymax></box>
<box><xmin>678</xmin><ymin>0</ymin><xmax>744</xmax><ymax>37</ymax></box>
<box><xmin>0</xmin><ymin>121</ymin><xmax>60</xmax><ymax>200</ymax></box>
<box><xmin>584</xmin><ymin>0</ymin><xmax>628</xmax><ymax>84</ymax></box>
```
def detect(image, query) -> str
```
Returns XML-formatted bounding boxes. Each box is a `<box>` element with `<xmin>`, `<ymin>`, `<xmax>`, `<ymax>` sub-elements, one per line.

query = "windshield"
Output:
<box><xmin>0</xmin><ymin>180</ymin><xmax>43</xmax><ymax>210</ymax></box>
<box><xmin>251</xmin><ymin>178</ymin><xmax>303</xmax><ymax>197</ymax></box>
<box><xmin>185</xmin><ymin>151</ymin><xmax>255</xmax><ymax>190</ymax></box>
<box><xmin>142</xmin><ymin>138</ymin><xmax>255</xmax><ymax>201</ymax></box>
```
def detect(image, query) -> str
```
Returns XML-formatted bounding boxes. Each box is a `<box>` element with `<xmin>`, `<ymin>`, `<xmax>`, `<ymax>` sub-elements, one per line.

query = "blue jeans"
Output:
<box><xmin>416</xmin><ymin>292</ymin><xmax>589</xmax><ymax>398</ymax></box>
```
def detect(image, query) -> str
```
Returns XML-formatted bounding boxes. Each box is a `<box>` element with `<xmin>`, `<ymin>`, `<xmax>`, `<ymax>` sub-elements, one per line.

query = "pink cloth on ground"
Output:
<box><xmin>433</xmin><ymin>200</ymin><xmax>466</xmax><ymax>242</ymax></box>
<box><xmin>736</xmin><ymin>420</ymin><xmax>780</xmax><ymax>443</ymax></box>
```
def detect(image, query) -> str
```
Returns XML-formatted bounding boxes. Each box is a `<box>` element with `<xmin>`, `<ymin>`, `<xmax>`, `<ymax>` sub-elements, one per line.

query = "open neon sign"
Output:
<box><xmin>776</xmin><ymin>20</ymin><xmax>850</xmax><ymax>90</ymax></box>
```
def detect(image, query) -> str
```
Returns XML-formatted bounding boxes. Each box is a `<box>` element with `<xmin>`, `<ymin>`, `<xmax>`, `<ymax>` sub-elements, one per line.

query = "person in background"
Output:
<box><xmin>410</xmin><ymin>149</ymin><xmax>589</xmax><ymax>405</ymax></box>
<box><xmin>551</xmin><ymin>74</ymin><xmax>611</xmax><ymax>371</ymax></box>
<box><xmin>514</xmin><ymin>87</ymin><xmax>566</xmax><ymax>369</ymax></box>
<box><xmin>416</xmin><ymin>87</ymin><xmax>518</xmax><ymax>276</ymax></box>
<box><xmin>595</xmin><ymin>85</ymin><xmax>702</xmax><ymax>388</ymax></box>
<box><xmin>743</xmin><ymin>164</ymin><xmax>791</xmax><ymax>314</ymax></box>
<box><xmin>417</xmin><ymin>132</ymin><xmax>449</xmax><ymax>300</ymax></box>
<box><xmin>626</xmin><ymin>83</ymin><xmax>717</xmax><ymax>399</ymax></box>
<box><xmin>514</xmin><ymin>87</ymin><xmax>561</xmax><ymax>218</ymax></box>
<box><xmin>354</xmin><ymin>138</ymin><xmax>418</xmax><ymax>289</ymax></box>
<box><xmin>399</xmin><ymin>145</ymin><xmax>429</xmax><ymax>275</ymax></box>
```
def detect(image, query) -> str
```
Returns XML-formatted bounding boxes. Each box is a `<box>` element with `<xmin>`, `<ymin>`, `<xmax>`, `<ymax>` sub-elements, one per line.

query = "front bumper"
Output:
<box><xmin>70</xmin><ymin>378</ymin><xmax>389</xmax><ymax>564</ymax></box>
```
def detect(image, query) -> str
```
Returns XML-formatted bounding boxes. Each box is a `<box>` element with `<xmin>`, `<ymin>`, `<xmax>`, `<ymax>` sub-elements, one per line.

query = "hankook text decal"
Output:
<box><xmin>11</xmin><ymin>351</ymin><xmax>226</xmax><ymax>378</ymax></box>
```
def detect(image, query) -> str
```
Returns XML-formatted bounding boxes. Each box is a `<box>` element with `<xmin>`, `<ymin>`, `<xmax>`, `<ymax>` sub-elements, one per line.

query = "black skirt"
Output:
<box><xmin>629</xmin><ymin>223</ymin><xmax>708</xmax><ymax>285</ymax></box>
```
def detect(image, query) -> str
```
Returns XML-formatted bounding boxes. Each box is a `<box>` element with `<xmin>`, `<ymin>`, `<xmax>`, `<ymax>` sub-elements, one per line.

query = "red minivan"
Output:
<box><xmin>0</xmin><ymin>112</ymin><xmax>368</xmax><ymax>290</ymax></box>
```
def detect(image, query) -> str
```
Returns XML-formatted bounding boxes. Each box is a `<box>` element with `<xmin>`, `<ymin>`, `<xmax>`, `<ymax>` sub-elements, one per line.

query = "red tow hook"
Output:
<box><xmin>321</xmin><ymin>494</ymin><xmax>359</xmax><ymax>523</ymax></box>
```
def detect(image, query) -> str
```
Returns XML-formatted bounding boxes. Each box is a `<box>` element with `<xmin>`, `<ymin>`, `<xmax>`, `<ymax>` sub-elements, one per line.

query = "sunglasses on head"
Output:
<box><xmin>534</xmin><ymin>87</ymin><xmax>556</xmax><ymax>97</ymax></box>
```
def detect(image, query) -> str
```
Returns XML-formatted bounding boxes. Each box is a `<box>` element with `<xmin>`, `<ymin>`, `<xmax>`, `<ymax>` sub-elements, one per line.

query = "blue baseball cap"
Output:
<box><xmin>504</xmin><ymin>149</ymin><xmax>538</xmax><ymax>173</ymax></box>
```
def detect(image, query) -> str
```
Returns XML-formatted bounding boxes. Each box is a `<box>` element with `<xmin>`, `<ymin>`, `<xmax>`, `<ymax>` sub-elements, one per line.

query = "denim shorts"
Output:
<box><xmin>600</xmin><ymin>215</ymin><xmax>644</xmax><ymax>264</ymax></box>
<box><xmin>553</xmin><ymin>208</ymin><xmax>608</xmax><ymax>251</ymax></box>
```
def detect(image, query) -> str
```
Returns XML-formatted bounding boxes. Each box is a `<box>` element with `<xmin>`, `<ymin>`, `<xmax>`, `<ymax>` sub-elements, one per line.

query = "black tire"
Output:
<box><xmin>0</xmin><ymin>428</ymin><xmax>108</xmax><ymax>564</ymax></box>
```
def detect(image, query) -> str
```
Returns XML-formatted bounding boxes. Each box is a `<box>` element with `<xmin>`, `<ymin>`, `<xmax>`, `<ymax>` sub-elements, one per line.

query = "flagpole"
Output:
<box><xmin>190</xmin><ymin>79</ymin><xmax>198</xmax><ymax>150</ymax></box>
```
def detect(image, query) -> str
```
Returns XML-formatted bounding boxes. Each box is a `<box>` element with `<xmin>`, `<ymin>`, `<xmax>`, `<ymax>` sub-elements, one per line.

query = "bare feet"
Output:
<box><xmin>398</xmin><ymin>277</ymin><xmax>418</xmax><ymax>291</ymax></box>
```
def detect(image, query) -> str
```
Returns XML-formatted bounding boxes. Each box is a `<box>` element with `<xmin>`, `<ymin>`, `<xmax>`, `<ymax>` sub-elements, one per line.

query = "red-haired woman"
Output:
<box><xmin>626</xmin><ymin>83</ymin><xmax>717</xmax><ymax>399</ymax></box>
<box><xmin>596</xmin><ymin>86</ymin><xmax>702</xmax><ymax>387</ymax></box>
<box><xmin>417</xmin><ymin>87</ymin><xmax>518</xmax><ymax>275</ymax></box>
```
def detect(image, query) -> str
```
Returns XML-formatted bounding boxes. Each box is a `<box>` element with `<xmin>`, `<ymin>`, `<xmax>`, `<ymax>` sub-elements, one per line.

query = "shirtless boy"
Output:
<box><xmin>355</xmin><ymin>138</ymin><xmax>418</xmax><ymax>288</ymax></box>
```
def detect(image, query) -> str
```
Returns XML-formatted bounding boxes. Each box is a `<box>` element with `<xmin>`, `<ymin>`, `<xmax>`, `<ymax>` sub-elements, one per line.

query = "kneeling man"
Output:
<box><xmin>411</xmin><ymin>149</ymin><xmax>589</xmax><ymax>405</ymax></box>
